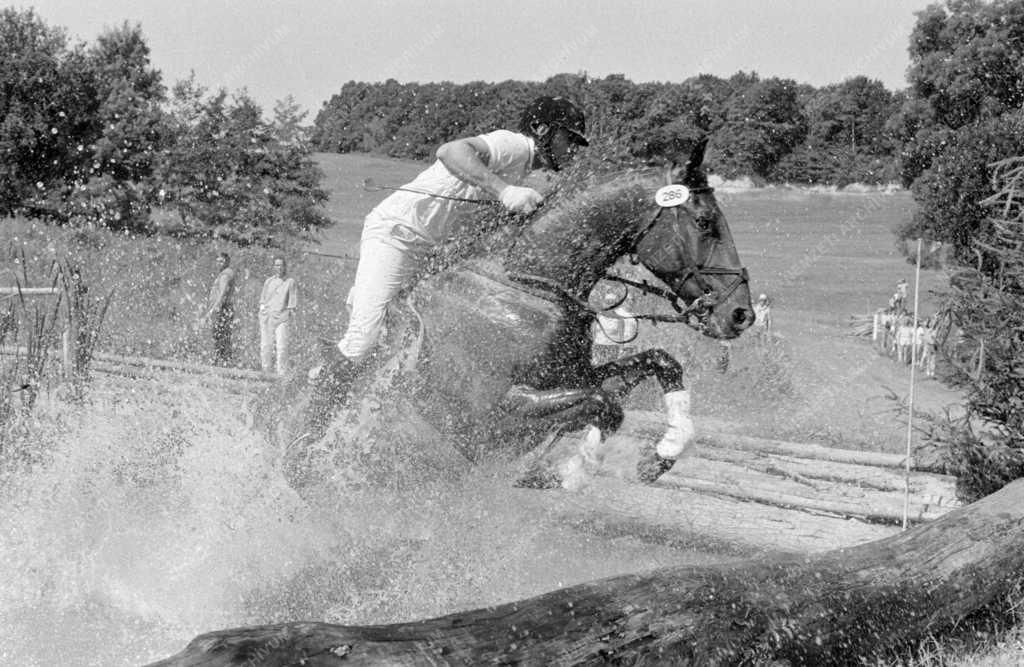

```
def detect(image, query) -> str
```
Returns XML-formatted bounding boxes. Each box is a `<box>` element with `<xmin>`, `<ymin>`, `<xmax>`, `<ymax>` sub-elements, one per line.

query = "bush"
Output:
<box><xmin>900</xmin><ymin>113</ymin><xmax>1024</xmax><ymax>265</ymax></box>
<box><xmin>933</xmin><ymin>157</ymin><xmax>1024</xmax><ymax>502</ymax></box>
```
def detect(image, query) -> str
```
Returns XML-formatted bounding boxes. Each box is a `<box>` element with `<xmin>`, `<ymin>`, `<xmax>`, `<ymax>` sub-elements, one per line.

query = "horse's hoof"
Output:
<box><xmin>637</xmin><ymin>451</ymin><xmax>676</xmax><ymax>484</ymax></box>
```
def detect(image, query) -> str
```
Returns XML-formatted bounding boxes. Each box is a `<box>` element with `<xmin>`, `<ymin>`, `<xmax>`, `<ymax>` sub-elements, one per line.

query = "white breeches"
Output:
<box><xmin>337</xmin><ymin>229</ymin><xmax>425</xmax><ymax>362</ymax></box>
<box><xmin>260</xmin><ymin>318</ymin><xmax>291</xmax><ymax>375</ymax></box>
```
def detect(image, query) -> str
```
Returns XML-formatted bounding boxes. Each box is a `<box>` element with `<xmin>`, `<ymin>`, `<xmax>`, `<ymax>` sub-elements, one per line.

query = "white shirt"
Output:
<box><xmin>753</xmin><ymin>303</ymin><xmax>771</xmax><ymax>328</ymax></box>
<box><xmin>259</xmin><ymin>276</ymin><xmax>297</xmax><ymax>327</ymax></box>
<box><xmin>365</xmin><ymin>130</ymin><xmax>535</xmax><ymax>247</ymax></box>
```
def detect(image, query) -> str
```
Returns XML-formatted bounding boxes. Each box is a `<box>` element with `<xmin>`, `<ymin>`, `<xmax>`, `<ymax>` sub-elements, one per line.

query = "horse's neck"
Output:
<box><xmin>502</xmin><ymin>177</ymin><xmax>654</xmax><ymax>296</ymax></box>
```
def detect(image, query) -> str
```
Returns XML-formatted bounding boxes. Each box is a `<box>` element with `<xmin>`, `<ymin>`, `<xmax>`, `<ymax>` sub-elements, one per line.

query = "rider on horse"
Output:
<box><xmin>311</xmin><ymin>97</ymin><xmax>589</xmax><ymax>432</ymax></box>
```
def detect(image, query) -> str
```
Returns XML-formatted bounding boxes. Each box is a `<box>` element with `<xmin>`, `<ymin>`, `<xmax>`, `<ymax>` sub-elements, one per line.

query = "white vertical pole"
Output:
<box><xmin>903</xmin><ymin>238</ymin><xmax>923</xmax><ymax>530</ymax></box>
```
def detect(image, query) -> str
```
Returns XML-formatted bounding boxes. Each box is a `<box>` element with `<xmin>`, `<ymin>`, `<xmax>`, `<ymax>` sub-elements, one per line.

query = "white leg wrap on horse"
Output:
<box><xmin>558</xmin><ymin>454</ymin><xmax>588</xmax><ymax>491</ymax></box>
<box><xmin>580</xmin><ymin>424</ymin><xmax>606</xmax><ymax>468</ymax></box>
<box><xmin>657</xmin><ymin>389</ymin><xmax>694</xmax><ymax>459</ymax></box>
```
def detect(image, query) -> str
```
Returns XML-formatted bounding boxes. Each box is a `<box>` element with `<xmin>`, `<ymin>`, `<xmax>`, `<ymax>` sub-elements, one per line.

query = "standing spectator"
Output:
<box><xmin>259</xmin><ymin>255</ymin><xmax>298</xmax><ymax>376</ymax></box>
<box><xmin>202</xmin><ymin>252</ymin><xmax>236</xmax><ymax>365</ymax></box>
<box><xmin>591</xmin><ymin>290</ymin><xmax>638</xmax><ymax>364</ymax></box>
<box><xmin>913</xmin><ymin>320</ymin><xmax>926</xmax><ymax>364</ymax></box>
<box><xmin>896</xmin><ymin>315</ymin><xmax>914</xmax><ymax>364</ymax></box>
<box><xmin>752</xmin><ymin>293</ymin><xmax>772</xmax><ymax>343</ymax></box>
<box><xmin>882</xmin><ymin>309</ymin><xmax>898</xmax><ymax>357</ymax></box>
<box><xmin>891</xmin><ymin>279</ymin><xmax>908</xmax><ymax>314</ymax></box>
<box><xmin>920</xmin><ymin>318</ymin><xmax>937</xmax><ymax>377</ymax></box>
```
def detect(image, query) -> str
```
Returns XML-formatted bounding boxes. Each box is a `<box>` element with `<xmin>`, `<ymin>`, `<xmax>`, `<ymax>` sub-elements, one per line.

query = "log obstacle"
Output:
<box><xmin>0</xmin><ymin>344</ymin><xmax>272</xmax><ymax>386</ymax></box>
<box><xmin>147</xmin><ymin>479</ymin><xmax>1024</xmax><ymax>666</ymax></box>
<box><xmin>535</xmin><ymin>410</ymin><xmax>959</xmax><ymax>527</ymax></box>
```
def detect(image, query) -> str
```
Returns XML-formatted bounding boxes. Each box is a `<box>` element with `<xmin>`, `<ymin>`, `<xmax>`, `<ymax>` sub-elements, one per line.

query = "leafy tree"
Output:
<box><xmin>713</xmin><ymin>75</ymin><xmax>806</xmax><ymax>179</ymax></box>
<box><xmin>901</xmin><ymin>113</ymin><xmax>1024</xmax><ymax>266</ymax></box>
<box><xmin>776</xmin><ymin>77</ymin><xmax>900</xmax><ymax>185</ymax></box>
<box><xmin>155</xmin><ymin>88</ymin><xmax>329</xmax><ymax>244</ymax></box>
<box><xmin>56</xmin><ymin>22</ymin><xmax>168</xmax><ymax>230</ymax></box>
<box><xmin>0</xmin><ymin>8</ymin><xmax>96</xmax><ymax>213</ymax></box>
<box><xmin>271</xmin><ymin>94</ymin><xmax>309</xmax><ymax>146</ymax></box>
<box><xmin>898</xmin><ymin>0</ymin><xmax>1024</xmax><ymax>184</ymax></box>
<box><xmin>939</xmin><ymin>157</ymin><xmax>1024</xmax><ymax>501</ymax></box>
<box><xmin>631</xmin><ymin>84</ymin><xmax>707</xmax><ymax>162</ymax></box>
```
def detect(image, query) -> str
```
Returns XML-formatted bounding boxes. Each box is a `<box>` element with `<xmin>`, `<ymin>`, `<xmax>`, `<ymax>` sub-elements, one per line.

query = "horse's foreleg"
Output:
<box><xmin>594</xmin><ymin>349</ymin><xmax>693</xmax><ymax>483</ymax></box>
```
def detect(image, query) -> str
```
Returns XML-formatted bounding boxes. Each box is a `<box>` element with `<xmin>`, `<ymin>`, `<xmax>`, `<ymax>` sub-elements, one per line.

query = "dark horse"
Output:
<box><xmin>292</xmin><ymin>139</ymin><xmax>752</xmax><ymax>486</ymax></box>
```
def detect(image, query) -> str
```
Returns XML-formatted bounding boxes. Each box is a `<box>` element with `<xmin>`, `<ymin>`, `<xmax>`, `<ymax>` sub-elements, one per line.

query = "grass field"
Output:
<box><xmin>3</xmin><ymin>152</ymin><xmax>1003</xmax><ymax>666</ymax></box>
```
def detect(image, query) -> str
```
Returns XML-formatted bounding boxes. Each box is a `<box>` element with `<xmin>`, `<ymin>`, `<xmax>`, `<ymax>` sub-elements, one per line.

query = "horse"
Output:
<box><xmin>289</xmin><ymin>138</ymin><xmax>753</xmax><ymax>487</ymax></box>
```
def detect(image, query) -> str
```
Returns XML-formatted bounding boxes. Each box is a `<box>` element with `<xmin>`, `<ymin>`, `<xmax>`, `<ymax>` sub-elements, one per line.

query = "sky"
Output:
<box><xmin>26</xmin><ymin>0</ymin><xmax>936</xmax><ymax>117</ymax></box>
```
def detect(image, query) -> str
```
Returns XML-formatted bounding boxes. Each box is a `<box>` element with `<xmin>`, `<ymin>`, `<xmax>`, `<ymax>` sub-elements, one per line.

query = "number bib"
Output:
<box><xmin>655</xmin><ymin>185</ymin><xmax>690</xmax><ymax>207</ymax></box>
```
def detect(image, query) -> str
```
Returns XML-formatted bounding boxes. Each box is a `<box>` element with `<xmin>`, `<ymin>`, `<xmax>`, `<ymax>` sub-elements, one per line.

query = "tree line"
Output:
<box><xmin>0</xmin><ymin>8</ymin><xmax>329</xmax><ymax>245</ymax></box>
<box><xmin>312</xmin><ymin>72</ymin><xmax>904</xmax><ymax>187</ymax></box>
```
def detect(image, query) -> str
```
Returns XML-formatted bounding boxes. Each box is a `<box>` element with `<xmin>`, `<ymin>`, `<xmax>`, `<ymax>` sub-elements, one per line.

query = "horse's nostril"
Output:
<box><xmin>733</xmin><ymin>307</ymin><xmax>752</xmax><ymax>327</ymax></box>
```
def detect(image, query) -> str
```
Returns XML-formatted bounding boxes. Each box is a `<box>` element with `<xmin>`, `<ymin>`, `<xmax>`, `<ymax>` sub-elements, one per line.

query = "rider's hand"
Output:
<box><xmin>499</xmin><ymin>185</ymin><xmax>544</xmax><ymax>215</ymax></box>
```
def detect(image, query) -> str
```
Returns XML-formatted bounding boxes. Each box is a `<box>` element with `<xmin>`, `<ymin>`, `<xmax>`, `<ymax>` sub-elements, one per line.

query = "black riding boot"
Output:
<box><xmin>303</xmin><ymin>351</ymin><xmax>359</xmax><ymax>440</ymax></box>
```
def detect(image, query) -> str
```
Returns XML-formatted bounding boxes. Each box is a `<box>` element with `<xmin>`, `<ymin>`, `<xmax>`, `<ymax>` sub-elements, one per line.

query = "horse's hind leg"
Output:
<box><xmin>493</xmin><ymin>384</ymin><xmax>623</xmax><ymax>489</ymax></box>
<box><xmin>594</xmin><ymin>348</ymin><xmax>693</xmax><ymax>483</ymax></box>
<box><xmin>494</xmin><ymin>384</ymin><xmax>623</xmax><ymax>451</ymax></box>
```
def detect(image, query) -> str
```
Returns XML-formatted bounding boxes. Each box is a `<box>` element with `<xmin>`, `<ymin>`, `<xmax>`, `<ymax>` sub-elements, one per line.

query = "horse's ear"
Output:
<box><xmin>668</xmin><ymin>136</ymin><xmax>710</xmax><ymax>185</ymax></box>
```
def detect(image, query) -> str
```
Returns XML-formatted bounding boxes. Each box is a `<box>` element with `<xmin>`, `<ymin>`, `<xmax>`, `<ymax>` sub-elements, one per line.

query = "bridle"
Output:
<box><xmin>507</xmin><ymin>182</ymin><xmax>748</xmax><ymax>335</ymax></box>
<box><xmin>608</xmin><ymin>184</ymin><xmax>749</xmax><ymax>330</ymax></box>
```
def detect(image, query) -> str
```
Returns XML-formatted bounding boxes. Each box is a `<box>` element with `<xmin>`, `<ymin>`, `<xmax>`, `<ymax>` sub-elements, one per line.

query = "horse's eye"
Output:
<box><xmin>695</xmin><ymin>216</ymin><xmax>715</xmax><ymax>233</ymax></box>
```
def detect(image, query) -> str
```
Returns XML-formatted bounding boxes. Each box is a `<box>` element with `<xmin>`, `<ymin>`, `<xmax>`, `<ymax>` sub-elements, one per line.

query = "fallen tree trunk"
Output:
<box><xmin>148</xmin><ymin>479</ymin><xmax>1024</xmax><ymax>666</ymax></box>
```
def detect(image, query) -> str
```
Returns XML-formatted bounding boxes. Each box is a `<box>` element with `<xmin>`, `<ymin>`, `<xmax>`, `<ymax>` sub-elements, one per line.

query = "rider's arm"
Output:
<box><xmin>437</xmin><ymin>137</ymin><xmax>542</xmax><ymax>214</ymax></box>
<box><xmin>436</xmin><ymin>136</ymin><xmax>508</xmax><ymax>198</ymax></box>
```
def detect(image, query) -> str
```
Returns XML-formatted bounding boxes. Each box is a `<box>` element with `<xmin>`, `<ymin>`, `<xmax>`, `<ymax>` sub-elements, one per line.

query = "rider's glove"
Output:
<box><xmin>499</xmin><ymin>185</ymin><xmax>544</xmax><ymax>215</ymax></box>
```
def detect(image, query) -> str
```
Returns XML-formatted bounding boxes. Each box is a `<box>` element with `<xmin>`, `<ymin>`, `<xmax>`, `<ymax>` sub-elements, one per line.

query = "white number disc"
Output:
<box><xmin>655</xmin><ymin>184</ymin><xmax>690</xmax><ymax>207</ymax></box>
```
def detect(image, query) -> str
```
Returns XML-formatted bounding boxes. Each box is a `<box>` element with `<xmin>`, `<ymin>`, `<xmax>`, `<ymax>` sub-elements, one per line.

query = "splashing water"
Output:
<box><xmin>0</xmin><ymin>373</ymin><xmax>706</xmax><ymax>666</ymax></box>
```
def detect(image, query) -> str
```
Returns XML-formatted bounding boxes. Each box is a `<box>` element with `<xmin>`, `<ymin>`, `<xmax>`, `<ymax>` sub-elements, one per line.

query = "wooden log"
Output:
<box><xmin>510</xmin><ymin>475</ymin><xmax>898</xmax><ymax>555</ymax></box>
<box><xmin>695</xmin><ymin>446</ymin><xmax>954</xmax><ymax>502</ymax></box>
<box><xmin>147</xmin><ymin>478</ymin><xmax>1024</xmax><ymax>666</ymax></box>
<box><xmin>0</xmin><ymin>344</ymin><xmax>271</xmax><ymax>384</ymax></box>
<box><xmin>663</xmin><ymin>456</ymin><xmax>958</xmax><ymax>524</ymax></box>
<box><xmin>698</xmin><ymin>431</ymin><xmax>913</xmax><ymax>469</ymax></box>
<box><xmin>617</xmin><ymin>410</ymin><xmax>932</xmax><ymax>471</ymax></box>
<box><xmin>533</xmin><ymin>411</ymin><xmax>958</xmax><ymax>525</ymax></box>
<box><xmin>0</xmin><ymin>286</ymin><xmax>59</xmax><ymax>295</ymax></box>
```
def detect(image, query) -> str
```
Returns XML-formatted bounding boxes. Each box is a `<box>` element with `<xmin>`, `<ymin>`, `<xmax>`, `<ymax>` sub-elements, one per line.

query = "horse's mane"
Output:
<box><xmin>420</xmin><ymin>159</ymin><xmax>662</xmax><ymax>278</ymax></box>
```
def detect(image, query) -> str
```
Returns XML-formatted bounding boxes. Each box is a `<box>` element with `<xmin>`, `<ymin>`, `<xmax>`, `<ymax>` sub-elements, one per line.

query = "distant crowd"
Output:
<box><xmin>872</xmin><ymin>279</ymin><xmax>937</xmax><ymax>377</ymax></box>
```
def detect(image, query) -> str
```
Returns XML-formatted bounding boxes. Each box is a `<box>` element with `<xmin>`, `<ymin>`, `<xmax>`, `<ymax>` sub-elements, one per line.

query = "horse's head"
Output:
<box><xmin>633</xmin><ymin>138</ymin><xmax>754</xmax><ymax>339</ymax></box>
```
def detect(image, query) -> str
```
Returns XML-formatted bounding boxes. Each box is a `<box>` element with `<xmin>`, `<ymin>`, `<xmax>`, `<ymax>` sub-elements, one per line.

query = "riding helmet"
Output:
<box><xmin>520</xmin><ymin>96</ymin><xmax>588</xmax><ymax>146</ymax></box>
